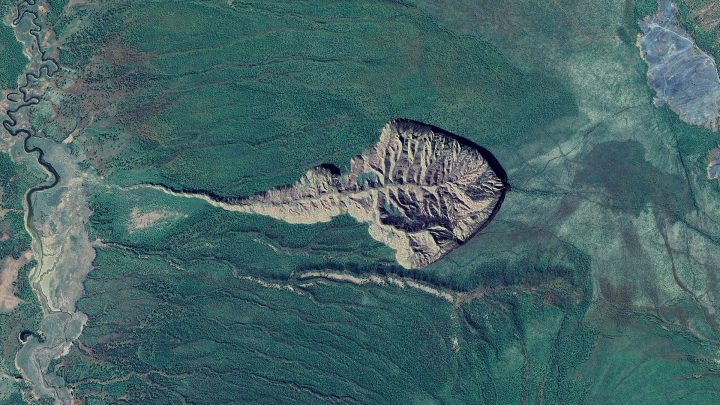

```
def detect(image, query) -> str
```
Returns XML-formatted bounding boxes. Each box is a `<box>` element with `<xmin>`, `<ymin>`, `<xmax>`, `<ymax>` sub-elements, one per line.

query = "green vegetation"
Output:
<box><xmin>0</xmin><ymin>5</ymin><xmax>45</xmax><ymax>402</ymax></box>
<box><xmin>53</xmin><ymin>0</ymin><xmax>576</xmax><ymax>196</ymax></box>
<box><xmin>2</xmin><ymin>0</ymin><xmax>720</xmax><ymax>403</ymax></box>
<box><xmin>45</xmin><ymin>0</ymin><xmax>68</xmax><ymax>26</ymax></box>
<box><xmin>674</xmin><ymin>0</ymin><xmax>720</xmax><ymax>60</ymax></box>
<box><xmin>48</xmin><ymin>185</ymin><xmax>596</xmax><ymax>403</ymax></box>
<box><xmin>0</xmin><ymin>261</ymin><xmax>43</xmax><ymax>402</ymax></box>
<box><xmin>0</xmin><ymin>2</ymin><xmax>26</xmax><ymax>90</ymax></box>
<box><xmin>633</xmin><ymin>0</ymin><xmax>659</xmax><ymax>22</ymax></box>
<box><xmin>0</xmin><ymin>153</ymin><xmax>44</xmax><ymax>403</ymax></box>
<box><xmin>88</xmin><ymin>187</ymin><xmax>397</xmax><ymax>276</ymax></box>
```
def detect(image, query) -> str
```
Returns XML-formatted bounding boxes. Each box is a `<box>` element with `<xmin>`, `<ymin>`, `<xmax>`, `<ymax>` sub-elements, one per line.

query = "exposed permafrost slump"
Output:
<box><xmin>239</xmin><ymin>120</ymin><xmax>507</xmax><ymax>268</ymax></box>
<box><xmin>154</xmin><ymin>120</ymin><xmax>508</xmax><ymax>269</ymax></box>
<box><xmin>639</xmin><ymin>0</ymin><xmax>720</xmax><ymax>130</ymax></box>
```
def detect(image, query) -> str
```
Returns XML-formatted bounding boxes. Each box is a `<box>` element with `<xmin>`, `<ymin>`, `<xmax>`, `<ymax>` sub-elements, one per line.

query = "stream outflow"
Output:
<box><xmin>3</xmin><ymin>1</ymin><xmax>61</xmax><ymax>221</ymax></box>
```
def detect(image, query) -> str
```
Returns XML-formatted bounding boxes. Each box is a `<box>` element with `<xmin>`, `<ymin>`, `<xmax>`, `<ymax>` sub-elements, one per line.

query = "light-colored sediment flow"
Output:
<box><xmin>135</xmin><ymin>120</ymin><xmax>507</xmax><ymax>269</ymax></box>
<box><xmin>237</xmin><ymin>269</ymin><xmax>526</xmax><ymax>309</ymax></box>
<box><xmin>15</xmin><ymin>139</ymin><xmax>96</xmax><ymax>405</ymax></box>
<box><xmin>297</xmin><ymin>271</ymin><xmax>456</xmax><ymax>303</ymax></box>
<box><xmin>127</xmin><ymin>207</ymin><xmax>186</xmax><ymax>233</ymax></box>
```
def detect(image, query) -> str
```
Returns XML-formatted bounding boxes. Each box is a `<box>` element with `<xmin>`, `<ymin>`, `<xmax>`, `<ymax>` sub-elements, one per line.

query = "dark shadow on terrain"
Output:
<box><xmin>574</xmin><ymin>140</ymin><xmax>693</xmax><ymax>217</ymax></box>
<box><xmin>315</xmin><ymin>163</ymin><xmax>341</xmax><ymax>176</ymax></box>
<box><xmin>19</xmin><ymin>330</ymin><xmax>35</xmax><ymax>343</ymax></box>
<box><xmin>392</xmin><ymin>118</ymin><xmax>509</xmax><ymax>245</ymax></box>
<box><xmin>148</xmin><ymin>119</ymin><xmax>510</xmax><ymax>255</ymax></box>
<box><xmin>393</xmin><ymin>119</ymin><xmax>509</xmax><ymax>185</ymax></box>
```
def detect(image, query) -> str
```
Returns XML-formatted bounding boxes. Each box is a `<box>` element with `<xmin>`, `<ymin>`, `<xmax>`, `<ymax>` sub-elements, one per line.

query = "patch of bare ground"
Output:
<box><xmin>62</xmin><ymin>115</ymin><xmax>92</xmax><ymax>145</ymax></box>
<box><xmin>0</xmin><ymin>250</ymin><xmax>31</xmax><ymax>312</ymax></box>
<box><xmin>66</xmin><ymin>0</ymin><xmax>96</xmax><ymax>8</ymax></box>
<box><xmin>127</xmin><ymin>208</ymin><xmax>185</xmax><ymax>232</ymax></box>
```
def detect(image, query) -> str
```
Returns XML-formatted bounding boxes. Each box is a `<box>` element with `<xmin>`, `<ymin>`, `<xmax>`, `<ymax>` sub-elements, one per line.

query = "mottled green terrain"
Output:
<box><xmin>1</xmin><ymin>0</ymin><xmax>720</xmax><ymax>403</ymax></box>
<box><xmin>0</xmin><ymin>151</ymin><xmax>44</xmax><ymax>403</ymax></box>
<box><xmin>0</xmin><ymin>3</ymin><xmax>46</xmax><ymax>401</ymax></box>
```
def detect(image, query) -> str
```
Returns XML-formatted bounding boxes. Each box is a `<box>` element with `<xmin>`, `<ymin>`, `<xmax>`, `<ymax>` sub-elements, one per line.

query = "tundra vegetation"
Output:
<box><xmin>2</xmin><ymin>0</ymin><xmax>720</xmax><ymax>403</ymax></box>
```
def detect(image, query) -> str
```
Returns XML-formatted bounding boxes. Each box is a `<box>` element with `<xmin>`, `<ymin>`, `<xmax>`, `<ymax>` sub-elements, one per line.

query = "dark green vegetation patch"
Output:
<box><xmin>55</xmin><ymin>189</ymin><xmax>595</xmax><ymax>403</ymax></box>
<box><xmin>4</xmin><ymin>0</ymin><xmax>720</xmax><ymax>403</ymax></box>
<box><xmin>0</xmin><ymin>2</ymin><xmax>25</xmax><ymax>90</ymax></box>
<box><xmin>51</xmin><ymin>0</ymin><xmax>576</xmax><ymax>196</ymax></box>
